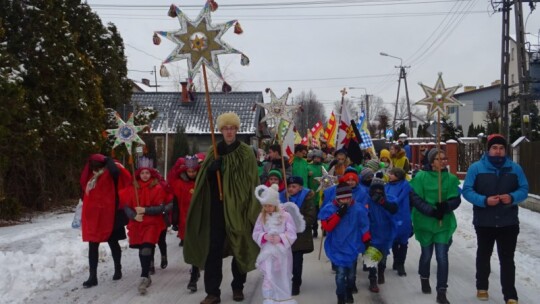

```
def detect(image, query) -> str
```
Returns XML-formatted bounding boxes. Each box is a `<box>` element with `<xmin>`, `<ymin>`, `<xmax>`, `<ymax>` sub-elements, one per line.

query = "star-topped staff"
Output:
<box><xmin>257</xmin><ymin>88</ymin><xmax>300</xmax><ymax>125</ymax></box>
<box><xmin>257</xmin><ymin>87</ymin><xmax>300</xmax><ymax>200</ymax></box>
<box><xmin>416</xmin><ymin>72</ymin><xmax>463</xmax><ymax>117</ymax></box>
<box><xmin>154</xmin><ymin>1</ymin><xmax>249</xmax><ymax>201</ymax></box>
<box><xmin>415</xmin><ymin>73</ymin><xmax>462</xmax><ymax>225</ymax></box>
<box><xmin>153</xmin><ymin>1</ymin><xmax>249</xmax><ymax>90</ymax></box>
<box><xmin>314</xmin><ymin>165</ymin><xmax>338</xmax><ymax>260</ymax></box>
<box><xmin>106</xmin><ymin>112</ymin><xmax>147</xmax><ymax>206</ymax></box>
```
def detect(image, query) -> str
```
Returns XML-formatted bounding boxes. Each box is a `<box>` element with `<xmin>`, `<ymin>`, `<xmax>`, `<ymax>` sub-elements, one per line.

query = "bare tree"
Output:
<box><xmin>293</xmin><ymin>90</ymin><xmax>327</xmax><ymax>136</ymax></box>
<box><xmin>376</xmin><ymin>107</ymin><xmax>391</xmax><ymax>138</ymax></box>
<box><xmin>484</xmin><ymin>104</ymin><xmax>501</xmax><ymax>135</ymax></box>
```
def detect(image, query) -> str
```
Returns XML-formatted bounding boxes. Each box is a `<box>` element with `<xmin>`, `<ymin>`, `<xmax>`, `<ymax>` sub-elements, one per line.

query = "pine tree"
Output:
<box><xmin>395</xmin><ymin>123</ymin><xmax>407</xmax><ymax>140</ymax></box>
<box><xmin>0</xmin><ymin>1</ymin><xmax>133</xmax><ymax>211</ymax></box>
<box><xmin>467</xmin><ymin>123</ymin><xmax>474</xmax><ymax>137</ymax></box>
<box><xmin>171</xmin><ymin>126</ymin><xmax>190</xmax><ymax>164</ymax></box>
<box><xmin>509</xmin><ymin>104</ymin><xmax>540</xmax><ymax>142</ymax></box>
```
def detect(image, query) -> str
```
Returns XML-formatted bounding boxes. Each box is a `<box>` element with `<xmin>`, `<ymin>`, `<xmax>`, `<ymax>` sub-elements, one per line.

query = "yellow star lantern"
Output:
<box><xmin>416</xmin><ymin>72</ymin><xmax>463</xmax><ymax>116</ymax></box>
<box><xmin>106</xmin><ymin>112</ymin><xmax>147</xmax><ymax>156</ymax></box>
<box><xmin>154</xmin><ymin>2</ymin><xmax>249</xmax><ymax>84</ymax></box>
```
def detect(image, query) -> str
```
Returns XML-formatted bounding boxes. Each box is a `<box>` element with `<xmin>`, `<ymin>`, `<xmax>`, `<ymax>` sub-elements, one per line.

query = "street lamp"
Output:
<box><xmin>380</xmin><ymin>51</ymin><xmax>413</xmax><ymax>138</ymax></box>
<box><xmin>349</xmin><ymin>87</ymin><xmax>370</xmax><ymax>123</ymax></box>
<box><xmin>379</xmin><ymin>52</ymin><xmax>402</xmax><ymax>67</ymax></box>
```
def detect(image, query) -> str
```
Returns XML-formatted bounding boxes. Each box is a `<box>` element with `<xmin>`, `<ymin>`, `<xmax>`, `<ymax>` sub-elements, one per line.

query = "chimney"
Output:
<box><xmin>141</xmin><ymin>78</ymin><xmax>150</xmax><ymax>86</ymax></box>
<box><xmin>180</xmin><ymin>81</ymin><xmax>191</xmax><ymax>102</ymax></box>
<box><xmin>464</xmin><ymin>86</ymin><xmax>476</xmax><ymax>92</ymax></box>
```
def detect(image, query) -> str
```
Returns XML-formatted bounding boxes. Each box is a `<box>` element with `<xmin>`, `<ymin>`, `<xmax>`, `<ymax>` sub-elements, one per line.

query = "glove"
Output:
<box><xmin>432</xmin><ymin>206</ymin><xmax>445</xmax><ymax>220</ymax></box>
<box><xmin>207</xmin><ymin>158</ymin><xmax>222</xmax><ymax>173</ymax></box>
<box><xmin>171</xmin><ymin>224</ymin><xmax>179</xmax><ymax>231</ymax></box>
<box><xmin>375</xmin><ymin>171</ymin><xmax>384</xmax><ymax>179</ymax></box>
<box><xmin>336</xmin><ymin>204</ymin><xmax>348</xmax><ymax>217</ymax></box>
<box><xmin>370</xmin><ymin>192</ymin><xmax>385</xmax><ymax>205</ymax></box>
<box><xmin>438</xmin><ymin>201</ymin><xmax>449</xmax><ymax>214</ymax></box>
<box><xmin>362</xmin><ymin>231</ymin><xmax>371</xmax><ymax>248</ymax></box>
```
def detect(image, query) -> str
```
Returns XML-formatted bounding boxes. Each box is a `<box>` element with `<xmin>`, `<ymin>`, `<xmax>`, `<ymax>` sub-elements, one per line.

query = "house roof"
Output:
<box><xmin>130</xmin><ymin>91</ymin><xmax>266</xmax><ymax>134</ymax></box>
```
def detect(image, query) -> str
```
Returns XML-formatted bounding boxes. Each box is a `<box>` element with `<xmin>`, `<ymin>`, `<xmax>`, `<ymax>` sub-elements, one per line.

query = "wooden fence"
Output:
<box><xmin>520</xmin><ymin>141</ymin><xmax>540</xmax><ymax>196</ymax></box>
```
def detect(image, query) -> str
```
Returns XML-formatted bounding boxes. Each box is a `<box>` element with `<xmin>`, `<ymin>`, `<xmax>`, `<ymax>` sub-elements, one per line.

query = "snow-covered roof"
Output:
<box><xmin>511</xmin><ymin>135</ymin><xmax>530</xmax><ymax>148</ymax></box>
<box><xmin>129</xmin><ymin>91</ymin><xmax>266</xmax><ymax>135</ymax></box>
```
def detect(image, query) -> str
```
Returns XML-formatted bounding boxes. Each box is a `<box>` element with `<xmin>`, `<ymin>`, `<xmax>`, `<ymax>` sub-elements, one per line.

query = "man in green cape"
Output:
<box><xmin>183</xmin><ymin>112</ymin><xmax>260</xmax><ymax>304</ymax></box>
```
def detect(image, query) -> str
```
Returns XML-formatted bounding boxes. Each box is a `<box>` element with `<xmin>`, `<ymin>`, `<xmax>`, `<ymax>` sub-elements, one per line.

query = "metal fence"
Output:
<box><xmin>457</xmin><ymin>138</ymin><xmax>484</xmax><ymax>173</ymax></box>
<box><xmin>520</xmin><ymin>141</ymin><xmax>540</xmax><ymax>195</ymax></box>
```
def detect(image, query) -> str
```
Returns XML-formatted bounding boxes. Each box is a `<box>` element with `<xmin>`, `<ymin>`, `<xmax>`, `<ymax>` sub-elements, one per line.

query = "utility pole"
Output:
<box><xmin>380</xmin><ymin>52</ymin><xmax>414</xmax><ymax>138</ymax></box>
<box><xmin>498</xmin><ymin>0</ymin><xmax>537</xmax><ymax>139</ymax></box>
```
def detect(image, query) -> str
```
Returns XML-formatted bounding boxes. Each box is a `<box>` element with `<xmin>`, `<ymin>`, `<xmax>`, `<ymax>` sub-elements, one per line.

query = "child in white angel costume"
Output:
<box><xmin>253</xmin><ymin>184</ymin><xmax>305</xmax><ymax>304</ymax></box>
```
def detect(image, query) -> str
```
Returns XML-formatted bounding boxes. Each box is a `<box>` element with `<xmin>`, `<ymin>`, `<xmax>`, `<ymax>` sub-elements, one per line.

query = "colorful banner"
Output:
<box><xmin>323</xmin><ymin>112</ymin><xmax>338</xmax><ymax>148</ymax></box>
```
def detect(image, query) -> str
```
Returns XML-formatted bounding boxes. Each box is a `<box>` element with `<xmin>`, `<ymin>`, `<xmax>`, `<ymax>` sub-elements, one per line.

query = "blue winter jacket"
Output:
<box><xmin>319</xmin><ymin>201</ymin><xmax>369</xmax><ymax>267</ymax></box>
<box><xmin>462</xmin><ymin>154</ymin><xmax>529</xmax><ymax>227</ymax></box>
<box><xmin>385</xmin><ymin>180</ymin><xmax>412</xmax><ymax>243</ymax></box>
<box><xmin>367</xmin><ymin>193</ymin><xmax>398</xmax><ymax>255</ymax></box>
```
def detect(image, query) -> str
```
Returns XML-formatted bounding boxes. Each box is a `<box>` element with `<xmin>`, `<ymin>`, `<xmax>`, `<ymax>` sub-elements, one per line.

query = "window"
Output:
<box><xmin>412</xmin><ymin>121</ymin><xmax>417</xmax><ymax>128</ymax></box>
<box><xmin>511</xmin><ymin>74</ymin><xmax>515</xmax><ymax>84</ymax></box>
<box><xmin>511</xmin><ymin>47</ymin><xmax>515</xmax><ymax>61</ymax></box>
<box><xmin>488</xmin><ymin>101</ymin><xmax>493</xmax><ymax>111</ymax></box>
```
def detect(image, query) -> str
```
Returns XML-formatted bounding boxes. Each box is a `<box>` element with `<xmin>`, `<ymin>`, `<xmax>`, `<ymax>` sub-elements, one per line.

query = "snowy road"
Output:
<box><xmin>1</xmin><ymin>201</ymin><xmax>539</xmax><ymax>304</ymax></box>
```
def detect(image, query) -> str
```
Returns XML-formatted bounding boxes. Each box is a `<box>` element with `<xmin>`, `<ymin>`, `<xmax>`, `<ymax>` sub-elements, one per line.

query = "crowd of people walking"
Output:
<box><xmin>79</xmin><ymin>112</ymin><xmax>528</xmax><ymax>304</ymax></box>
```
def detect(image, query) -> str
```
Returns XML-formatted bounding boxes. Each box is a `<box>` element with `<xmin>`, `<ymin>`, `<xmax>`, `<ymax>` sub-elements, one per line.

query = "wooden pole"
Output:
<box><xmin>129</xmin><ymin>154</ymin><xmax>140</xmax><ymax>207</ymax></box>
<box><xmin>202</xmin><ymin>63</ymin><xmax>223</xmax><ymax>201</ymax></box>
<box><xmin>437</xmin><ymin>111</ymin><xmax>442</xmax><ymax>226</ymax></box>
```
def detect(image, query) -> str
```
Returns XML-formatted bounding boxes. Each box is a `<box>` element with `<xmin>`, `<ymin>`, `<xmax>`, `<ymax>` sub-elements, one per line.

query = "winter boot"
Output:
<box><xmin>187</xmin><ymin>267</ymin><xmax>200</xmax><ymax>292</ymax></box>
<box><xmin>138</xmin><ymin>276</ymin><xmax>152</xmax><ymax>295</ymax></box>
<box><xmin>149</xmin><ymin>259</ymin><xmax>155</xmax><ymax>275</ymax></box>
<box><xmin>83</xmin><ymin>269</ymin><xmax>98</xmax><ymax>288</ymax></box>
<box><xmin>112</xmin><ymin>264</ymin><xmax>122</xmax><ymax>280</ymax></box>
<box><xmin>337</xmin><ymin>295</ymin><xmax>346</xmax><ymax>304</ymax></box>
<box><xmin>377</xmin><ymin>268</ymin><xmax>385</xmax><ymax>284</ymax></box>
<box><xmin>436</xmin><ymin>289</ymin><xmax>450</xmax><ymax>304</ymax></box>
<box><xmin>421</xmin><ymin>277</ymin><xmax>432</xmax><ymax>294</ymax></box>
<box><xmin>346</xmin><ymin>288</ymin><xmax>354</xmax><ymax>303</ymax></box>
<box><xmin>369</xmin><ymin>278</ymin><xmax>379</xmax><ymax>293</ymax></box>
<box><xmin>396</xmin><ymin>264</ymin><xmax>407</xmax><ymax>276</ymax></box>
<box><xmin>161</xmin><ymin>255</ymin><xmax>168</xmax><ymax>269</ymax></box>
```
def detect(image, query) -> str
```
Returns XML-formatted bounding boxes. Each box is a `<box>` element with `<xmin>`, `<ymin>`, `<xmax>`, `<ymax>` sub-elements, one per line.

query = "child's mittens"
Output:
<box><xmin>336</xmin><ymin>204</ymin><xmax>348</xmax><ymax>217</ymax></box>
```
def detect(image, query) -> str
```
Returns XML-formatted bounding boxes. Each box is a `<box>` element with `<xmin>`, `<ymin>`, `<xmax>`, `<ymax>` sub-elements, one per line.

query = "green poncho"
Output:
<box><xmin>183</xmin><ymin>142</ymin><xmax>260</xmax><ymax>273</ymax></box>
<box><xmin>292</xmin><ymin>156</ymin><xmax>309</xmax><ymax>187</ymax></box>
<box><xmin>410</xmin><ymin>170</ymin><xmax>460</xmax><ymax>246</ymax></box>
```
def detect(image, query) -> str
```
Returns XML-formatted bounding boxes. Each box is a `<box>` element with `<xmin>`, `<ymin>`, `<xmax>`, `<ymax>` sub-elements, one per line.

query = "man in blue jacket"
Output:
<box><xmin>462</xmin><ymin>134</ymin><xmax>529</xmax><ymax>304</ymax></box>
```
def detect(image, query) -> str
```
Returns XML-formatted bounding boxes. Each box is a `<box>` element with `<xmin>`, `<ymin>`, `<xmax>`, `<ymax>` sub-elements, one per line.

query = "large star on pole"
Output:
<box><xmin>154</xmin><ymin>2</ymin><xmax>248</xmax><ymax>81</ymax></box>
<box><xmin>415</xmin><ymin>72</ymin><xmax>463</xmax><ymax>116</ymax></box>
<box><xmin>314</xmin><ymin>166</ymin><xmax>338</xmax><ymax>192</ymax></box>
<box><xmin>106</xmin><ymin>113</ymin><xmax>146</xmax><ymax>155</ymax></box>
<box><xmin>257</xmin><ymin>87</ymin><xmax>301</xmax><ymax>125</ymax></box>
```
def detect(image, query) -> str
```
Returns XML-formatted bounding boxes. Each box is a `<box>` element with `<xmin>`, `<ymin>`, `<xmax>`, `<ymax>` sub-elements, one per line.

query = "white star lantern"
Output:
<box><xmin>154</xmin><ymin>2</ymin><xmax>249</xmax><ymax>82</ymax></box>
<box><xmin>106</xmin><ymin>113</ymin><xmax>146</xmax><ymax>155</ymax></box>
<box><xmin>257</xmin><ymin>87</ymin><xmax>301</xmax><ymax>126</ymax></box>
<box><xmin>314</xmin><ymin>166</ymin><xmax>338</xmax><ymax>192</ymax></box>
<box><xmin>416</xmin><ymin>72</ymin><xmax>463</xmax><ymax>116</ymax></box>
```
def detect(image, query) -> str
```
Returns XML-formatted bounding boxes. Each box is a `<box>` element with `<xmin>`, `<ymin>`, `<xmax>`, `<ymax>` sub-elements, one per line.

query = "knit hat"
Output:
<box><xmin>427</xmin><ymin>148</ymin><xmax>443</xmax><ymax>164</ymax></box>
<box><xmin>370</xmin><ymin>177</ymin><xmax>385</xmax><ymax>191</ymax></box>
<box><xmin>341</xmin><ymin>172</ymin><xmax>359</xmax><ymax>183</ymax></box>
<box><xmin>268</xmin><ymin>169</ymin><xmax>283</xmax><ymax>180</ymax></box>
<box><xmin>287</xmin><ymin>176</ymin><xmax>304</xmax><ymax>186</ymax></box>
<box><xmin>311</xmin><ymin>149</ymin><xmax>323</xmax><ymax>159</ymax></box>
<box><xmin>335</xmin><ymin>183</ymin><xmax>353</xmax><ymax>200</ymax></box>
<box><xmin>254</xmin><ymin>184</ymin><xmax>280</xmax><ymax>207</ymax></box>
<box><xmin>360</xmin><ymin>168</ymin><xmax>374</xmax><ymax>181</ymax></box>
<box><xmin>389</xmin><ymin>167</ymin><xmax>406</xmax><ymax>181</ymax></box>
<box><xmin>365</xmin><ymin>159</ymin><xmax>380</xmax><ymax>171</ymax></box>
<box><xmin>487</xmin><ymin>133</ymin><xmax>507</xmax><ymax>150</ymax></box>
<box><xmin>184</xmin><ymin>155</ymin><xmax>200</xmax><ymax>170</ymax></box>
<box><xmin>216</xmin><ymin>112</ymin><xmax>241</xmax><ymax>130</ymax></box>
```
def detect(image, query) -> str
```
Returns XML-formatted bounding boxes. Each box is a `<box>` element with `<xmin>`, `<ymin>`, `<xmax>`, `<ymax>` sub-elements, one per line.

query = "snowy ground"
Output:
<box><xmin>1</xmin><ymin>198</ymin><xmax>539</xmax><ymax>304</ymax></box>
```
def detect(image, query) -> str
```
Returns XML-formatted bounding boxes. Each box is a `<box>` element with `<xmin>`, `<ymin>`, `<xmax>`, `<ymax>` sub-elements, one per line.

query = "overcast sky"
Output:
<box><xmin>88</xmin><ymin>0</ymin><xmax>540</xmax><ymax>117</ymax></box>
